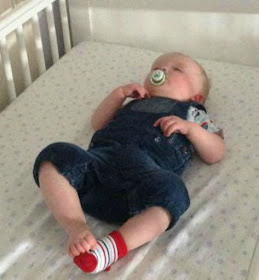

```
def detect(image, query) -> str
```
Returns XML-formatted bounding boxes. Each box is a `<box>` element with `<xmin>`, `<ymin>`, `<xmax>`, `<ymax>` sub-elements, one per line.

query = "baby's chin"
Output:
<box><xmin>148</xmin><ymin>89</ymin><xmax>167</xmax><ymax>98</ymax></box>
<box><xmin>150</xmin><ymin>91</ymin><xmax>180</xmax><ymax>100</ymax></box>
<box><xmin>146</xmin><ymin>84</ymin><xmax>189</xmax><ymax>101</ymax></box>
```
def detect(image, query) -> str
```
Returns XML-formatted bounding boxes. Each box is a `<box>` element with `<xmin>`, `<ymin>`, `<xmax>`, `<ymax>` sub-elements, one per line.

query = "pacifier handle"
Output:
<box><xmin>150</xmin><ymin>69</ymin><xmax>166</xmax><ymax>86</ymax></box>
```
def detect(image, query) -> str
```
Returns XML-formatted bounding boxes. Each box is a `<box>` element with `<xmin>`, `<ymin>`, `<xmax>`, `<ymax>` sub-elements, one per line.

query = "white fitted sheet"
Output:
<box><xmin>0</xmin><ymin>41</ymin><xmax>258</xmax><ymax>280</ymax></box>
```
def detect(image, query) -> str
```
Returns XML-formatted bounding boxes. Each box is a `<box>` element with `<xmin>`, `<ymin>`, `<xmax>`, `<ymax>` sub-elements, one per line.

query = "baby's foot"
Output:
<box><xmin>67</xmin><ymin>224</ymin><xmax>97</xmax><ymax>257</ymax></box>
<box><xmin>74</xmin><ymin>231</ymin><xmax>128</xmax><ymax>274</ymax></box>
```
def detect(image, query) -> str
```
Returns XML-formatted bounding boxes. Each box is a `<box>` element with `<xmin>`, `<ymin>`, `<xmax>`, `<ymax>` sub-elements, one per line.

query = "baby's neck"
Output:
<box><xmin>150</xmin><ymin>92</ymin><xmax>190</xmax><ymax>102</ymax></box>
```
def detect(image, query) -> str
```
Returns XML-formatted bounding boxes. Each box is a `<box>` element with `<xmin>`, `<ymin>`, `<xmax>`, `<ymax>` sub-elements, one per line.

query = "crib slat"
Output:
<box><xmin>32</xmin><ymin>14</ymin><xmax>46</xmax><ymax>75</ymax></box>
<box><xmin>59</xmin><ymin>0</ymin><xmax>71</xmax><ymax>52</ymax></box>
<box><xmin>46</xmin><ymin>4</ymin><xmax>59</xmax><ymax>63</ymax></box>
<box><xmin>16</xmin><ymin>26</ymin><xmax>32</xmax><ymax>87</ymax></box>
<box><xmin>0</xmin><ymin>37</ymin><xmax>16</xmax><ymax>103</ymax></box>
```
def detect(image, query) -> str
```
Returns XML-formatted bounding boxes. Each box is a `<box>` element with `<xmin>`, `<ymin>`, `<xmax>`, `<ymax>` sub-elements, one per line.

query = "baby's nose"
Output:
<box><xmin>150</xmin><ymin>69</ymin><xmax>166</xmax><ymax>86</ymax></box>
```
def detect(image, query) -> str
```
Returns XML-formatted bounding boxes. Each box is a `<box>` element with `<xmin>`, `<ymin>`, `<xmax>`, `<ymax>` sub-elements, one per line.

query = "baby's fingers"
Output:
<box><xmin>154</xmin><ymin>117</ymin><xmax>181</xmax><ymax>136</ymax></box>
<box><xmin>164</xmin><ymin>123</ymin><xmax>180</xmax><ymax>136</ymax></box>
<box><xmin>153</xmin><ymin>116</ymin><xmax>172</xmax><ymax>128</ymax></box>
<box><xmin>133</xmin><ymin>89</ymin><xmax>149</xmax><ymax>99</ymax></box>
<box><xmin>153</xmin><ymin>117</ymin><xmax>165</xmax><ymax>127</ymax></box>
<box><xmin>132</xmin><ymin>90</ymin><xmax>142</xmax><ymax>99</ymax></box>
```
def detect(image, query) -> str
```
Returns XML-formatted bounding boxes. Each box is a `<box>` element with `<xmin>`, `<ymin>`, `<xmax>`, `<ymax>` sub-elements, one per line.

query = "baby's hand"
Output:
<box><xmin>119</xmin><ymin>83</ymin><xmax>150</xmax><ymax>99</ymax></box>
<box><xmin>67</xmin><ymin>224</ymin><xmax>97</xmax><ymax>257</ymax></box>
<box><xmin>154</xmin><ymin>115</ymin><xmax>192</xmax><ymax>136</ymax></box>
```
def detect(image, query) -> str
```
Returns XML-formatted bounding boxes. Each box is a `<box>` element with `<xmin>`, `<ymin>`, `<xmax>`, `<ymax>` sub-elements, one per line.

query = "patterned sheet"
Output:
<box><xmin>0</xmin><ymin>41</ymin><xmax>258</xmax><ymax>280</ymax></box>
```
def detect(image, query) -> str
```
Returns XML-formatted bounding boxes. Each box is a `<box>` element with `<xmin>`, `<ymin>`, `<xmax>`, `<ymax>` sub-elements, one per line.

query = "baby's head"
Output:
<box><xmin>144</xmin><ymin>52</ymin><xmax>210</xmax><ymax>104</ymax></box>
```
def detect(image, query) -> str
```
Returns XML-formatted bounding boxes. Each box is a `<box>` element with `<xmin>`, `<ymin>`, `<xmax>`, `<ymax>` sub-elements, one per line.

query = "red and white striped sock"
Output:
<box><xmin>74</xmin><ymin>231</ymin><xmax>128</xmax><ymax>274</ymax></box>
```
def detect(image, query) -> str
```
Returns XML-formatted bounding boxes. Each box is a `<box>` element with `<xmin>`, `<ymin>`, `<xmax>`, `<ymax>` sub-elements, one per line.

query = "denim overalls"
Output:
<box><xmin>33</xmin><ymin>97</ymin><xmax>205</xmax><ymax>229</ymax></box>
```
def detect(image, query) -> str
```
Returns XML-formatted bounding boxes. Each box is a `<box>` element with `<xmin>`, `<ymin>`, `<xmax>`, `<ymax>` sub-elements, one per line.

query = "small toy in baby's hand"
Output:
<box><xmin>150</xmin><ymin>69</ymin><xmax>166</xmax><ymax>86</ymax></box>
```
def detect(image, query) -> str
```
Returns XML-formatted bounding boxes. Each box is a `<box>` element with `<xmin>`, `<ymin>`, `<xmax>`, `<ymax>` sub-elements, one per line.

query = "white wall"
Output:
<box><xmin>69</xmin><ymin>0</ymin><xmax>259</xmax><ymax>67</ymax></box>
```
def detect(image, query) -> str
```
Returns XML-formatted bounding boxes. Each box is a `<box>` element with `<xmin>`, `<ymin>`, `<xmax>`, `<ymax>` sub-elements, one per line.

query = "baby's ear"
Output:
<box><xmin>191</xmin><ymin>94</ymin><xmax>204</xmax><ymax>103</ymax></box>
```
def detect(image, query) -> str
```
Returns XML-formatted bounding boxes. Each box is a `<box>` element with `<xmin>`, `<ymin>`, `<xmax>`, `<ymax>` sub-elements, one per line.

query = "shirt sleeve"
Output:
<box><xmin>187</xmin><ymin>106</ymin><xmax>223</xmax><ymax>136</ymax></box>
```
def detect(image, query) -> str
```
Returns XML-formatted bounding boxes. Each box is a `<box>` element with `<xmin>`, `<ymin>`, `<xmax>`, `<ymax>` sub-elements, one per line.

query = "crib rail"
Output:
<box><xmin>0</xmin><ymin>0</ymin><xmax>71</xmax><ymax>103</ymax></box>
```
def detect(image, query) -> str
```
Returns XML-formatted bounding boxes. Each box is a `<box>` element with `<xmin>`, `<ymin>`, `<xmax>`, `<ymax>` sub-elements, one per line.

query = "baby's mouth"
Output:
<box><xmin>150</xmin><ymin>69</ymin><xmax>166</xmax><ymax>86</ymax></box>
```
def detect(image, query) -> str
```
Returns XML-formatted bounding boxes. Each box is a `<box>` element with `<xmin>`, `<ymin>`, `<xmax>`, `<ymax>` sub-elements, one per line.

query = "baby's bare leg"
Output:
<box><xmin>118</xmin><ymin>206</ymin><xmax>172</xmax><ymax>251</ymax></box>
<box><xmin>74</xmin><ymin>206</ymin><xmax>172</xmax><ymax>273</ymax></box>
<box><xmin>38</xmin><ymin>162</ymin><xmax>97</xmax><ymax>257</ymax></box>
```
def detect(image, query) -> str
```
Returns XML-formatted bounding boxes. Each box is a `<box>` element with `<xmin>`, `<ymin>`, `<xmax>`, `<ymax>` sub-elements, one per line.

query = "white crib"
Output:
<box><xmin>0</xmin><ymin>1</ymin><xmax>258</xmax><ymax>280</ymax></box>
<box><xmin>0</xmin><ymin>0</ymin><xmax>71</xmax><ymax>105</ymax></box>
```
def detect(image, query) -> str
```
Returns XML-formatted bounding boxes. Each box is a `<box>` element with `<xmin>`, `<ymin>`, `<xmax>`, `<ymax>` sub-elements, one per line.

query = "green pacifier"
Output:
<box><xmin>150</xmin><ymin>69</ymin><xmax>166</xmax><ymax>86</ymax></box>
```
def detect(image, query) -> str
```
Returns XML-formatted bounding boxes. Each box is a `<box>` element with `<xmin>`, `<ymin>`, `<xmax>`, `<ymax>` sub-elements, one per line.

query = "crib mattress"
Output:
<box><xmin>0</xmin><ymin>41</ymin><xmax>258</xmax><ymax>280</ymax></box>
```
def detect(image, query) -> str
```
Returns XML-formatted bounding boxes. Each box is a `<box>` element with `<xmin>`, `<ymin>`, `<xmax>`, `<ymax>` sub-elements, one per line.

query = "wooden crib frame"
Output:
<box><xmin>0</xmin><ymin>0</ymin><xmax>71</xmax><ymax>104</ymax></box>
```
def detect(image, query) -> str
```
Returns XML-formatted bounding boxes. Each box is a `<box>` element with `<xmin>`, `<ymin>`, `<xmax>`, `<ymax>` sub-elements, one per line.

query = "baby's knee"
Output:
<box><xmin>38</xmin><ymin>161</ymin><xmax>56</xmax><ymax>176</ymax></box>
<box><xmin>33</xmin><ymin>142</ymin><xmax>68</xmax><ymax>186</ymax></box>
<box><xmin>146</xmin><ymin>206</ymin><xmax>172</xmax><ymax>232</ymax></box>
<box><xmin>145</xmin><ymin>173</ymin><xmax>190</xmax><ymax>228</ymax></box>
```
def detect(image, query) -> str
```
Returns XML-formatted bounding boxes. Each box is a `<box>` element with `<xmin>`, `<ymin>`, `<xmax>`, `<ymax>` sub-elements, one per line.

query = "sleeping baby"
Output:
<box><xmin>33</xmin><ymin>52</ymin><xmax>225</xmax><ymax>274</ymax></box>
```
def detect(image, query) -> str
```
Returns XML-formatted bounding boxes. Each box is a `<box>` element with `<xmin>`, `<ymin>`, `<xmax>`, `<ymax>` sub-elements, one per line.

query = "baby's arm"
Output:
<box><xmin>154</xmin><ymin>116</ymin><xmax>225</xmax><ymax>164</ymax></box>
<box><xmin>91</xmin><ymin>83</ymin><xmax>149</xmax><ymax>131</ymax></box>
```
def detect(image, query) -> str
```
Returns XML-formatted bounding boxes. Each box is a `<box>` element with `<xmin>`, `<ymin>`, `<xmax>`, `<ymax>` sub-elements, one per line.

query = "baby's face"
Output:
<box><xmin>144</xmin><ymin>53</ymin><xmax>204</xmax><ymax>102</ymax></box>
